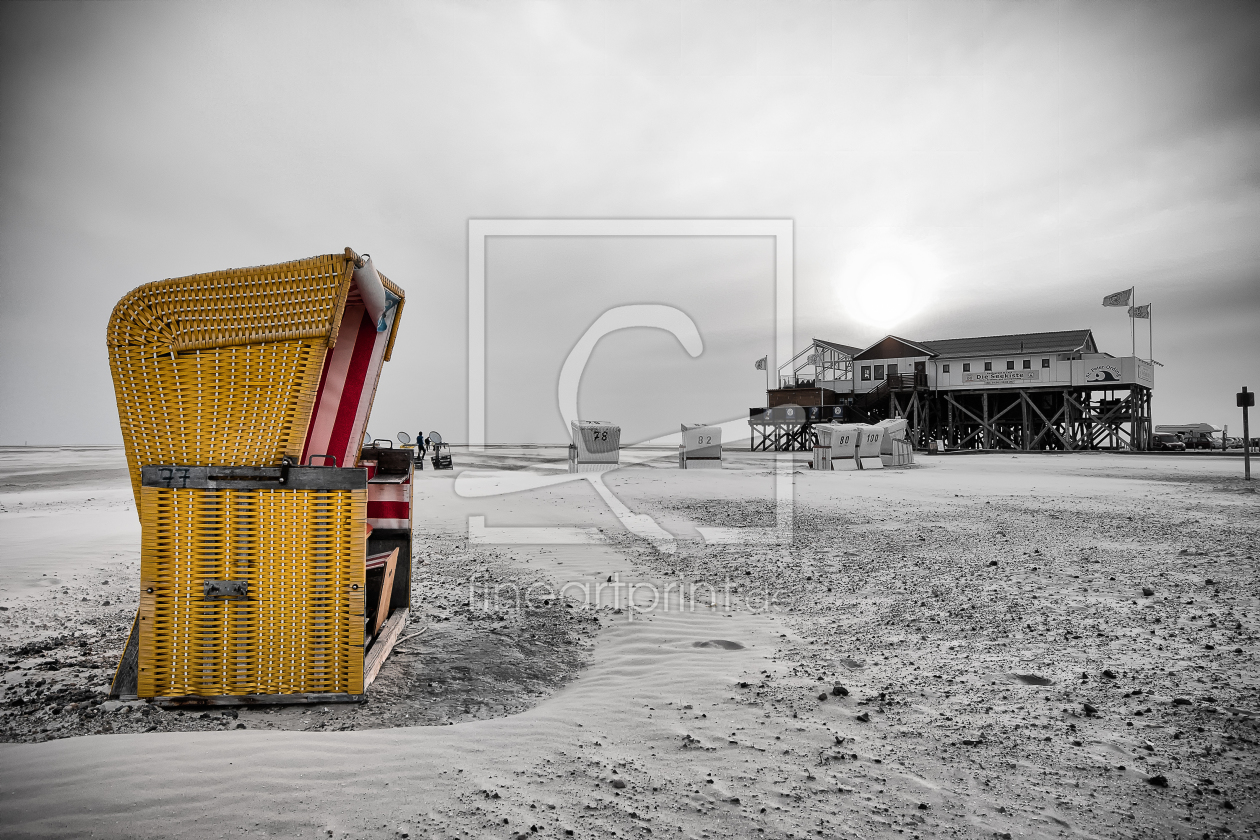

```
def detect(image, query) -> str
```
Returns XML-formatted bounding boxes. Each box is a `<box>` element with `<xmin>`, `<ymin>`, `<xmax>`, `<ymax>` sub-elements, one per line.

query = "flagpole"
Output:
<box><xmin>1134</xmin><ymin>285</ymin><xmax>1144</xmax><ymax>357</ymax></box>
<box><xmin>1148</xmin><ymin>304</ymin><xmax>1153</xmax><ymax>364</ymax></box>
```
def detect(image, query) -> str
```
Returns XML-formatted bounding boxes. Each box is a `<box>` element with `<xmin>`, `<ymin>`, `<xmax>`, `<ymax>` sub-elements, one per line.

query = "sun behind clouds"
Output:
<box><xmin>836</xmin><ymin>235</ymin><xmax>945</xmax><ymax>331</ymax></box>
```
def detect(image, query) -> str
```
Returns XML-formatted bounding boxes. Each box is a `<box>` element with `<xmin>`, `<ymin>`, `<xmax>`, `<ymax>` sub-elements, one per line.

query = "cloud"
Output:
<box><xmin>1</xmin><ymin>0</ymin><xmax>1258</xmax><ymax>443</ymax></box>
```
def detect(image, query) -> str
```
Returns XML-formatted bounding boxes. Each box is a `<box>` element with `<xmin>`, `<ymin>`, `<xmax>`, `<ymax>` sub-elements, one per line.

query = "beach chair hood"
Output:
<box><xmin>107</xmin><ymin>247</ymin><xmax>405</xmax><ymax>510</ymax></box>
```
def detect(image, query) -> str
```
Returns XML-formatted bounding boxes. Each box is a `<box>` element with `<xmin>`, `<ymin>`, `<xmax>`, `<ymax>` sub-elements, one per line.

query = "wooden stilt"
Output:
<box><xmin>982</xmin><ymin>392</ymin><xmax>990</xmax><ymax>449</ymax></box>
<box><xmin>1020</xmin><ymin>391</ymin><xmax>1030</xmax><ymax>451</ymax></box>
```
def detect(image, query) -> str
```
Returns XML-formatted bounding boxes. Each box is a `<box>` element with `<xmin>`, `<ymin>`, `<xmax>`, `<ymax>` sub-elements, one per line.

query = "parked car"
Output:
<box><xmin>1151</xmin><ymin>433</ymin><xmax>1186</xmax><ymax>452</ymax></box>
<box><xmin>1154</xmin><ymin>424</ymin><xmax>1222</xmax><ymax>450</ymax></box>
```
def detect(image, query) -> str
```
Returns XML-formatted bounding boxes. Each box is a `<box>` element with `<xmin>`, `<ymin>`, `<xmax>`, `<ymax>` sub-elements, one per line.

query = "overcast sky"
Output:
<box><xmin>1</xmin><ymin>0</ymin><xmax>1257</xmax><ymax>446</ymax></box>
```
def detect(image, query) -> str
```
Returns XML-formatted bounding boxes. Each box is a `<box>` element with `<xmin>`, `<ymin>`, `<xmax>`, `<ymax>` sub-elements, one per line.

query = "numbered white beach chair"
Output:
<box><xmin>569</xmin><ymin>420</ymin><xmax>620</xmax><ymax>473</ymax></box>
<box><xmin>812</xmin><ymin>423</ymin><xmax>863</xmax><ymax>471</ymax></box>
<box><xmin>857</xmin><ymin>424</ymin><xmax>885</xmax><ymax>470</ymax></box>
<box><xmin>679</xmin><ymin>424</ymin><xmax>722</xmax><ymax>469</ymax></box>
<box><xmin>876</xmin><ymin>418</ymin><xmax>916</xmax><ymax>467</ymax></box>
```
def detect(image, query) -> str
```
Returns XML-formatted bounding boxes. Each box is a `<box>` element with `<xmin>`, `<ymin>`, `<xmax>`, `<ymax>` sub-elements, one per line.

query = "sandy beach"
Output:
<box><xmin>0</xmin><ymin>445</ymin><xmax>1256</xmax><ymax>839</ymax></box>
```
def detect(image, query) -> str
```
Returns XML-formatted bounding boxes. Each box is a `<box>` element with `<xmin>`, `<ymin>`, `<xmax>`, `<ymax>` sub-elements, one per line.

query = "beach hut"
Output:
<box><xmin>107</xmin><ymin>248</ymin><xmax>411</xmax><ymax>704</ymax></box>
<box><xmin>679</xmin><ymin>424</ymin><xmax>722</xmax><ymax>469</ymax></box>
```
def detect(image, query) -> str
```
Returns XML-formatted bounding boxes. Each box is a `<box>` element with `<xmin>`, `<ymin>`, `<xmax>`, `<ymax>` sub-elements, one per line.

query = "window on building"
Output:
<box><xmin>1022</xmin><ymin>359</ymin><xmax>1032</xmax><ymax>369</ymax></box>
<box><xmin>874</xmin><ymin>364</ymin><xmax>885</xmax><ymax>380</ymax></box>
<box><xmin>1006</xmin><ymin>360</ymin><xmax>1015</xmax><ymax>370</ymax></box>
<box><xmin>888</xmin><ymin>363</ymin><xmax>899</xmax><ymax>377</ymax></box>
<box><xmin>984</xmin><ymin>361</ymin><xmax>992</xmax><ymax>372</ymax></box>
<box><xmin>861</xmin><ymin>365</ymin><xmax>871</xmax><ymax>381</ymax></box>
<box><xmin>942</xmin><ymin>363</ymin><xmax>950</xmax><ymax>373</ymax></box>
<box><xmin>963</xmin><ymin>363</ymin><xmax>971</xmax><ymax>372</ymax></box>
<box><xmin>1041</xmin><ymin>358</ymin><xmax>1050</xmax><ymax>368</ymax></box>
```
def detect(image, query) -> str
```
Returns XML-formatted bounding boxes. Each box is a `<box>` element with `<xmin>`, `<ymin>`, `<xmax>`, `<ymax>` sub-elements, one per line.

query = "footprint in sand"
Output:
<box><xmin>692</xmin><ymin>640</ymin><xmax>745</xmax><ymax>650</ymax></box>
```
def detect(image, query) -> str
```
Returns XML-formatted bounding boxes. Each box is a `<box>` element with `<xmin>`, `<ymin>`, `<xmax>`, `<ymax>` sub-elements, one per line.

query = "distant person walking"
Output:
<box><xmin>412</xmin><ymin>431</ymin><xmax>428</xmax><ymax>470</ymax></box>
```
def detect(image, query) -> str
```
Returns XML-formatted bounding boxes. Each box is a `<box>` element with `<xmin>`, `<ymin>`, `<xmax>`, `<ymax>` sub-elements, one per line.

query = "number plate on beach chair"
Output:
<box><xmin>202</xmin><ymin>580</ymin><xmax>251</xmax><ymax>601</ymax></box>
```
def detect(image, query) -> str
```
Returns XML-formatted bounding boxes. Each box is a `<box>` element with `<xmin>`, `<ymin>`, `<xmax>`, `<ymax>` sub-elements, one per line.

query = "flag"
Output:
<box><xmin>1128</xmin><ymin>304</ymin><xmax>1150</xmax><ymax>319</ymax></box>
<box><xmin>1102</xmin><ymin>288</ymin><xmax>1132</xmax><ymax>307</ymax></box>
<box><xmin>754</xmin><ymin>356</ymin><xmax>767</xmax><ymax>371</ymax></box>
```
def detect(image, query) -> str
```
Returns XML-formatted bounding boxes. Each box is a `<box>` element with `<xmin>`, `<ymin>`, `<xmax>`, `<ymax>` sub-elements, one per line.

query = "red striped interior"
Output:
<box><xmin>366</xmin><ymin>551</ymin><xmax>394</xmax><ymax>570</ymax></box>
<box><xmin>326</xmin><ymin>311</ymin><xmax>379</xmax><ymax>464</ymax></box>
<box><xmin>367</xmin><ymin>501</ymin><xmax>410</xmax><ymax>520</ymax></box>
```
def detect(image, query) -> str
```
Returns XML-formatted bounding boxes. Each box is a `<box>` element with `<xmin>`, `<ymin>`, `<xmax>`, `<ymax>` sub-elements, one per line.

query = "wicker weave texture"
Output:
<box><xmin>111</xmin><ymin>340</ymin><xmax>326</xmax><ymax>505</ymax></box>
<box><xmin>137</xmin><ymin>486</ymin><xmax>366</xmax><ymax>698</ymax></box>
<box><xmin>107</xmin><ymin>254</ymin><xmax>353</xmax><ymax>354</ymax></box>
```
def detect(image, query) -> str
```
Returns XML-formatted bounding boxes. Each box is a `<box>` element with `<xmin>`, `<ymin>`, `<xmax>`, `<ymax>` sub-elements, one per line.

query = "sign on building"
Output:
<box><xmin>962</xmin><ymin>370</ymin><xmax>1041</xmax><ymax>384</ymax></box>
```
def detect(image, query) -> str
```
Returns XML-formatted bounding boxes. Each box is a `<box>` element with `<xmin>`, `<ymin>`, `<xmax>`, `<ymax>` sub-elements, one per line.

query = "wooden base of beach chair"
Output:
<box><xmin>364</xmin><ymin>607</ymin><xmax>409</xmax><ymax>688</ymax></box>
<box><xmin>153</xmin><ymin>693</ymin><xmax>366</xmax><ymax>708</ymax></box>
<box><xmin>110</xmin><ymin>606</ymin><xmax>410</xmax><ymax>704</ymax></box>
<box><xmin>109</xmin><ymin>613</ymin><xmax>140</xmax><ymax>700</ymax></box>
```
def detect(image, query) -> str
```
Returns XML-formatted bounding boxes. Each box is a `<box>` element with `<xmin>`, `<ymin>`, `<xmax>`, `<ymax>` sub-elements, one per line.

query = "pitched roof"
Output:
<box><xmin>813</xmin><ymin>338</ymin><xmax>863</xmax><ymax>356</ymax></box>
<box><xmin>814</xmin><ymin>329</ymin><xmax>1099</xmax><ymax>363</ymax></box>
<box><xmin>918</xmin><ymin>329</ymin><xmax>1096</xmax><ymax>359</ymax></box>
<box><xmin>852</xmin><ymin>335</ymin><xmax>938</xmax><ymax>361</ymax></box>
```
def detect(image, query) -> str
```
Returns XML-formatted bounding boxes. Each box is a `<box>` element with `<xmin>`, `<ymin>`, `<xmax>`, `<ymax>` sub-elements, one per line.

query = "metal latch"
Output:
<box><xmin>203</xmin><ymin>580</ymin><xmax>251</xmax><ymax>601</ymax></box>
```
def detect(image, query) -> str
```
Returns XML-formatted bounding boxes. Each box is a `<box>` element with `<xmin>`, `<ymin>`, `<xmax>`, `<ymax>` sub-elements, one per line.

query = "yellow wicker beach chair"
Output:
<box><xmin>107</xmin><ymin>248</ymin><xmax>412</xmax><ymax>705</ymax></box>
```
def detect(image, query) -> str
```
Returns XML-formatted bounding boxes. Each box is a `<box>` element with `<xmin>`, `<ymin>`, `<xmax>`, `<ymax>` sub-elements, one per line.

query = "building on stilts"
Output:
<box><xmin>750</xmin><ymin>330</ymin><xmax>1154</xmax><ymax>452</ymax></box>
